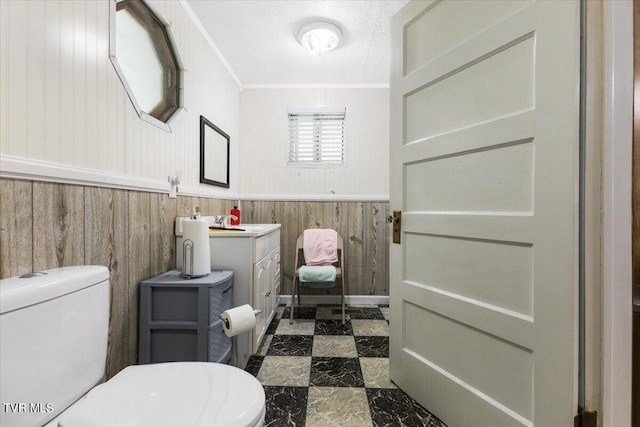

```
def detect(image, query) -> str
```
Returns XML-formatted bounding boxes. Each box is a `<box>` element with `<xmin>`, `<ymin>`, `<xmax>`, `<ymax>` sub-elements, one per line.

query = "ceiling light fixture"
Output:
<box><xmin>298</xmin><ymin>22</ymin><xmax>342</xmax><ymax>56</ymax></box>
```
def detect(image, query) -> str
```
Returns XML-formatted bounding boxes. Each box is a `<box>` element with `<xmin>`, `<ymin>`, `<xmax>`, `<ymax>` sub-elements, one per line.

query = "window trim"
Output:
<box><xmin>287</xmin><ymin>107</ymin><xmax>346</xmax><ymax>168</ymax></box>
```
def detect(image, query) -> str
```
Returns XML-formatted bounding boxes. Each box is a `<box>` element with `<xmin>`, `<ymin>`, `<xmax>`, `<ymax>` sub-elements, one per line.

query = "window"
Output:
<box><xmin>110</xmin><ymin>0</ymin><xmax>181</xmax><ymax>131</ymax></box>
<box><xmin>288</xmin><ymin>107</ymin><xmax>346</xmax><ymax>166</ymax></box>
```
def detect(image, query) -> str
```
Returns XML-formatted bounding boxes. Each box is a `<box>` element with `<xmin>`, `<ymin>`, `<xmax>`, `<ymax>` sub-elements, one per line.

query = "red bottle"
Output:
<box><xmin>230</xmin><ymin>205</ymin><xmax>241</xmax><ymax>226</ymax></box>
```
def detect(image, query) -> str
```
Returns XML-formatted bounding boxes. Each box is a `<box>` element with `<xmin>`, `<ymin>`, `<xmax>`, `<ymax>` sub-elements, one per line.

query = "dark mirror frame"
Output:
<box><xmin>109</xmin><ymin>0</ymin><xmax>183</xmax><ymax>132</ymax></box>
<box><xmin>200</xmin><ymin>115</ymin><xmax>230</xmax><ymax>188</ymax></box>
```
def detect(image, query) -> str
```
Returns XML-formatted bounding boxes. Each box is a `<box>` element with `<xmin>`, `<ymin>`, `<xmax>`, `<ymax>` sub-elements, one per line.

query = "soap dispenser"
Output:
<box><xmin>230</xmin><ymin>204</ymin><xmax>241</xmax><ymax>226</ymax></box>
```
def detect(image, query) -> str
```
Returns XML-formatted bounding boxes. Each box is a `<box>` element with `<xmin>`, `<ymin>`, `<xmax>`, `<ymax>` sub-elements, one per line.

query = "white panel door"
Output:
<box><xmin>389</xmin><ymin>1</ymin><xmax>579</xmax><ymax>426</ymax></box>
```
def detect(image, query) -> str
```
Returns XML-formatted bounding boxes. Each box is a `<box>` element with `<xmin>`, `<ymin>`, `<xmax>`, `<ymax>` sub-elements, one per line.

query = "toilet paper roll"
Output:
<box><xmin>220</xmin><ymin>304</ymin><xmax>256</xmax><ymax>337</ymax></box>
<box><xmin>182</xmin><ymin>219</ymin><xmax>211</xmax><ymax>277</ymax></box>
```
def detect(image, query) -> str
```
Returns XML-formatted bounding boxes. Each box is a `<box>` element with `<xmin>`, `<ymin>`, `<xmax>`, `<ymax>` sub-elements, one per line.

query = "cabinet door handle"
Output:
<box><xmin>222</xmin><ymin>284</ymin><xmax>233</xmax><ymax>294</ymax></box>
<box><xmin>265</xmin><ymin>291</ymin><xmax>271</xmax><ymax>297</ymax></box>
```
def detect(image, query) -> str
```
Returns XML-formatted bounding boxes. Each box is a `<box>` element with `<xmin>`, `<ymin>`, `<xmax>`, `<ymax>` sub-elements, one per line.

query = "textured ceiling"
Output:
<box><xmin>185</xmin><ymin>0</ymin><xmax>410</xmax><ymax>87</ymax></box>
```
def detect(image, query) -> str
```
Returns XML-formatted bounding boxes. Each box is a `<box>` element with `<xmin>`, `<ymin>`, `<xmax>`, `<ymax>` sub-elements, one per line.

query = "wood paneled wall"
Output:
<box><xmin>0</xmin><ymin>0</ymin><xmax>240</xmax><ymax>194</ymax></box>
<box><xmin>0</xmin><ymin>177</ymin><xmax>234</xmax><ymax>378</ymax></box>
<box><xmin>0</xmin><ymin>180</ymin><xmax>389</xmax><ymax>378</ymax></box>
<box><xmin>634</xmin><ymin>0</ymin><xmax>640</xmax><ymax>308</ymax></box>
<box><xmin>243</xmin><ymin>200</ymin><xmax>390</xmax><ymax>297</ymax></box>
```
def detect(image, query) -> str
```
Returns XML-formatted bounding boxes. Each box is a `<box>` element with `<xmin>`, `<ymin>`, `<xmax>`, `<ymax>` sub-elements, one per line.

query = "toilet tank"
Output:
<box><xmin>0</xmin><ymin>266</ymin><xmax>110</xmax><ymax>427</ymax></box>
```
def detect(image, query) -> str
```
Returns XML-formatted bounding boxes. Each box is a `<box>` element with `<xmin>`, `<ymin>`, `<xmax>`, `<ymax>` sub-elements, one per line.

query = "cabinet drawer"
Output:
<box><xmin>151</xmin><ymin>287</ymin><xmax>198</xmax><ymax>322</ymax></box>
<box><xmin>149</xmin><ymin>329</ymin><xmax>197</xmax><ymax>363</ymax></box>
<box><xmin>209</xmin><ymin>279</ymin><xmax>233</xmax><ymax>325</ymax></box>
<box><xmin>209</xmin><ymin>323</ymin><xmax>232</xmax><ymax>363</ymax></box>
<box><xmin>255</xmin><ymin>229</ymin><xmax>280</xmax><ymax>261</ymax></box>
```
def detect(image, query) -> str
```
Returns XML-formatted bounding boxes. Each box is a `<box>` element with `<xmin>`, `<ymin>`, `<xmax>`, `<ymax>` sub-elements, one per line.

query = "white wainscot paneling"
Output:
<box><xmin>0</xmin><ymin>0</ymin><xmax>240</xmax><ymax>195</ymax></box>
<box><xmin>239</xmin><ymin>88</ymin><xmax>390</xmax><ymax>198</ymax></box>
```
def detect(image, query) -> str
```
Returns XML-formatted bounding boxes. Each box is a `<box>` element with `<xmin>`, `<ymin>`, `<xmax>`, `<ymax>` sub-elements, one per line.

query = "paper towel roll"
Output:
<box><xmin>182</xmin><ymin>219</ymin><xmax>210</xmax><ymax>278</ymax></box>
<box><xmin>220</xmin><ymin>304</ymin><xmax>256</xmax><ymax>337</ymax></box>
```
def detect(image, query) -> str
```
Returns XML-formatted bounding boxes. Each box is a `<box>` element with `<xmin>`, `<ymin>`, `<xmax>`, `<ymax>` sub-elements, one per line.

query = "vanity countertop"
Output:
<box><xmin>175</xmin><ymin>217</ymin><xmax>280</xmax><ymax>238</ymax></box>
<box><xmin>206</xmin><ymin>223</ymin><xmax>281</xmax><ymax>238</ymax></box>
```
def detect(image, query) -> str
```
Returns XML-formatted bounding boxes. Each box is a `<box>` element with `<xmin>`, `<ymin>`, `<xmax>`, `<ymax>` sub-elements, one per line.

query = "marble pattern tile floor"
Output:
<box><xmin>245</xmin><ymin>304</ymin><xmax>447</xmax><ymax>427</ymax></box>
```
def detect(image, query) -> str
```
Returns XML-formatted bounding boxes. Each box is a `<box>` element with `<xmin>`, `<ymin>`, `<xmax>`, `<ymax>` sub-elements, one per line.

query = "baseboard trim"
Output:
<box><xmin>279</xmin><ymin>295</ymin><xmax>389</xmax><ymax>306</ymax></box>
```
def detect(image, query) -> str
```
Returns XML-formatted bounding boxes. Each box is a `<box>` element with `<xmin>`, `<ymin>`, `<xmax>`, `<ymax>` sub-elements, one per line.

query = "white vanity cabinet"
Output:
<box><xmin>176</xmin><ymin>222</ymin><xmax>281</xmax><ymax>369</ymax></box>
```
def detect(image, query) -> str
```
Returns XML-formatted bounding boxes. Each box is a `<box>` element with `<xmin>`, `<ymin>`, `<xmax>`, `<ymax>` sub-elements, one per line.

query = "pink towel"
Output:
<box><xmin>303</xmin><ymin>229</ymin><xmax>338</xmax><ymax>266</ymax></box>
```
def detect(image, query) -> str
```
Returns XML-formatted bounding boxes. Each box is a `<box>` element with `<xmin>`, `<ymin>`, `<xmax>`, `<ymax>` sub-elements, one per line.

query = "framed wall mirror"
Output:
<box><xmin>200</xmin><ymin>116</ymin><xmax>230</xmax><ymax>188</ymax></box>
<box><xmin>109</xmin><ymin>0</ymin><xmax>182</xmax><ymax>132</ymax></box>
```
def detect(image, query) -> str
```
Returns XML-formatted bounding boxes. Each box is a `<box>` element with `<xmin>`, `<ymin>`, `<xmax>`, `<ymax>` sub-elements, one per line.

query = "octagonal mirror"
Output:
<box><xmin>110</xmin><ymin>0</ymin><xmax>182</xmax><ymax>131</ymax></box>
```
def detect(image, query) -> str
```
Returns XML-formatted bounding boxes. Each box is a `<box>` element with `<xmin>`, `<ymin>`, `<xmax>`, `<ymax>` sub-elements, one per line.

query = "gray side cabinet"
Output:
<box><xmin>138</xmin><ymin>269</ymin><xmax>233</xmax><ymax>365</ymax></box>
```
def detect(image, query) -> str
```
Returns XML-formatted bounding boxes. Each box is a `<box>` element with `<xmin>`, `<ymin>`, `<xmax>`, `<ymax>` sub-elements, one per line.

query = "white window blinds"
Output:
<box><xmin>288</xmin><ymin>107</ymin><xmax>346</xmax><ymax>166</ymax></box>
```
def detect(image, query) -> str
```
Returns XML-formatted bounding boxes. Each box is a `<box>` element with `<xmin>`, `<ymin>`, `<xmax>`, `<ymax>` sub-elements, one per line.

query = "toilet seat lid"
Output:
<box><xmin>57</xmin><ymin>362</ymin><xmax>265</xmax><ymax>427</ymax></box>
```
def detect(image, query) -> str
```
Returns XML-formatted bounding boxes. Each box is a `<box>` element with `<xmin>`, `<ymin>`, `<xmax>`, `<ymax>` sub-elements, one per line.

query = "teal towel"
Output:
<box><xmin>299</xmin><ymin>265</ymin><xmax>336</xmax><ymax>283</ymax></box>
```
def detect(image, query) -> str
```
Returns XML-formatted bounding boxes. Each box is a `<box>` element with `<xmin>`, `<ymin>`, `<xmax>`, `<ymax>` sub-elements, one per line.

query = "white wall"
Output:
<box><xmin>601</xmin><ymin>0</ymin><xmax>633</xmax><ymax>425</ymax></box>
<box><xmin>239</xmin><ymin>88</ymin><xmax>389</xmax><ymax>200</ymax></box>
<box><xmin>0</xmin><ymin>0</ymin><xmax>240</xmax><ymax>198</ymax></box>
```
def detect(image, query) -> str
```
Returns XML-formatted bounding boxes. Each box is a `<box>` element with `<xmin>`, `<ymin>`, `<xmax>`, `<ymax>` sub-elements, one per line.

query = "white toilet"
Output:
<box><xmin>0</xmin><ymin>266</ymin><xmax>265</xmax><ymax>427</ymax></box>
